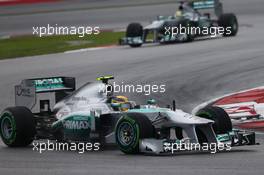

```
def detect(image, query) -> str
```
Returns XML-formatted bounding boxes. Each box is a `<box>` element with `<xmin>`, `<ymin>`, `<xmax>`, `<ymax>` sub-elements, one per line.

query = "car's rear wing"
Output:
<box><xmin>15</xmin><ymin>77</ymin><xmax>75</xmax><ymax>113</ymax></box>
<box><xmin>191</xmin><ymin>0</ymin><xmax>215</xmax><ymax>9</ymax></box>
<box><xmin>188</xmin><ymin>0</ymin><xmax>223</xmax><ymax>18</ymax></box>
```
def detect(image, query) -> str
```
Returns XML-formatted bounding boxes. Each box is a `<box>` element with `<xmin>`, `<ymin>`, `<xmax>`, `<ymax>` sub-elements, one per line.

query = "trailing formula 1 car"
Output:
<box><xmin>119</xmin><ymin>0</ymin><xmax>238</xmax><ymax>48</ymax></box>
<box><xmin>0</xmin><ymin>76</ymin><xmax>256</xmax><ymax>155</ymax></box>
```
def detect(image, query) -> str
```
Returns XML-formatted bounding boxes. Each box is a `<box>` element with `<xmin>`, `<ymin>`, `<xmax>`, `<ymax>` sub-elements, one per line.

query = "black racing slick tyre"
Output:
<box><xmin>126</xmin><ymin>23</ymin><xmax>143</xmax><ymax>47</ymax></box>
<box><xmin>0</xmin><ymin>106</ymin><xmax>36</xmax><ymax>147</ymax></box>
<box><xmin>196</xmin><ymin>106</ymin><xmax>232</xmax><ymax>134</ymax></box>
<box><xmin>115</xmin><ymin>113</ymin><xmax>154</xmax><ymax>154</ymax></box>
<box><xmin>218</xmin><ymin>13</ymin><xmax>238</xmax><ymax>37</ymax></box>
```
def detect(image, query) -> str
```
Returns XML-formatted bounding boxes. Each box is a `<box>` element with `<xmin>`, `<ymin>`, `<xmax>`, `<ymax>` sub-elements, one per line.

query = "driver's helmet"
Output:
<box><xmin>111</xmin><ymin>95</ymin><xmax>128</xmax><ymax>103</ymax></box>
<box><xmin>175</xmin><ymin>10</ymin><xmax>183</xmax><ymax>17</ymax></box>
<box><xmin>111</xmin><ymin>96</ymin><xmax>130</xmax><ymax>111</ymax></box>
<box><xmin>175</xmin><ymin>1</ymin><xmax>185</xmax><ymax>17</ymax></box>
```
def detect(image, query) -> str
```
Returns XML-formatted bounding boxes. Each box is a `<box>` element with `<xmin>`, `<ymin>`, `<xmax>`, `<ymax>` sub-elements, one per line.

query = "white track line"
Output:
<box><xmin>64</xmin><ymin>45</ymin><xmax>118</xmax><ymax>54</ymax></box>
<box><xmin>0</xmin><ymin>35</ymin><xmax>10</xmax><ymax>39</ymax></box>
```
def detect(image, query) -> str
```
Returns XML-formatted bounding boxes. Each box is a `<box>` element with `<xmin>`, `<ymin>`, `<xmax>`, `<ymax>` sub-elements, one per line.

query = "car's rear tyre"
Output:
<box><xmin>115</xmin><ymin>113</ymin><xmax>154</xmax><ymax>154</ymax></box>
<box><xmin>218</xmin><ymin>13</ymin><xmax>238</xmax><ymax>36</ymax></box>
<box><xmin>196</xmin><ymin>106</ymin><xmax>232</xmax><ymax>134</ymax></box>
<box><xmin>126</xmin><ymin>23</ymin><xmax>143</xmax><ymax>48</ymax></box>
<box><xmin>0</xmin><ymin>106</ymin><xmax>36</xmax><ymax>147</ymax></box>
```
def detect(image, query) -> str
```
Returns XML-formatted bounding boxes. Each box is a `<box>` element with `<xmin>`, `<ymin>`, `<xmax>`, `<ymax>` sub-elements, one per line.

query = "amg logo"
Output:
<box><xmin>63</xmin><ymin>120</ymin><xmax>90</xmax><ymax>130</ymax></box>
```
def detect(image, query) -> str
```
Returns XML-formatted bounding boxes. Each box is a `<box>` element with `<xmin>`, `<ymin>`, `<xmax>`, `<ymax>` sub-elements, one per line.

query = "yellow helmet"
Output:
<box><xmin>111</xmin><ymin>96</ymin><xmax>128</xmax><ymax>104</ymax></box>
<box><xmin>111</xmin><ymin>96</ymin><xmax>130</xmax><ymax>111</ymax></box>
<box><xmin>175</xmin><ymin>10</ymin><xmax>183</xmax><ymax>17</ymax></box>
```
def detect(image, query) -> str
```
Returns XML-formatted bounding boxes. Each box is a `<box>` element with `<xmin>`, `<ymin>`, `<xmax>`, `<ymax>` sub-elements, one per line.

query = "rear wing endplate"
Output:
<box><xmin>15</xmin><ymin>77</ymin><xmax>75</xmax><ymax>113</ymax></box>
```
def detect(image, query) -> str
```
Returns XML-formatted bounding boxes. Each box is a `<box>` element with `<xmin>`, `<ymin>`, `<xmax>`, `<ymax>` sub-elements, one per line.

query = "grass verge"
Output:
<box><xmin>0</xmin><ymin>31</ymin><xmax>124</xmax><ymax>60</ymax></box>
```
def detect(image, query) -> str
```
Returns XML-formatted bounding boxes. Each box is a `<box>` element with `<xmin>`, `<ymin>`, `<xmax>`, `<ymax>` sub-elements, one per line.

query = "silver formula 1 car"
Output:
<box><xmin>0</xmin><ymin>76</ymin><xmax>256</xmax><ymax>155</ymax></box>
<box><xmin>120</xmin><ymin>0</ymin><xmax>238</xmax><ymax>48</ymax></box>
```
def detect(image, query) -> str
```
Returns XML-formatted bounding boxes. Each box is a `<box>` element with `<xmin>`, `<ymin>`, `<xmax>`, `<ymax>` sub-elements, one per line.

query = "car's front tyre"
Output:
<box><xmin>196</xmin><ymin>106</ymin><xmax>232</xmax><ymax>134</ymax></box>
<box><xmin>126</xmin><ymin>23</ymin><xmax>143</xmax><ymax>48</ymax></box>
<box><xmin>115</xmin><ymin>113</ymin><xmax>154</xmax><ymax>154</ymax></box>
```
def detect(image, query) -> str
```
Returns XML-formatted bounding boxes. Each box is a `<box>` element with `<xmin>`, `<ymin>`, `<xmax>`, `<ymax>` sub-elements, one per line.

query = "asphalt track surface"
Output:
<box><xmin>1</xmin><ymin>0</ymin><xmax>264</xmax><ymax>174</ymax></box>
<box><xmin>1</xmin><ymin>0</ymin><xmax>264</xmax><ymax>35</ymax></box>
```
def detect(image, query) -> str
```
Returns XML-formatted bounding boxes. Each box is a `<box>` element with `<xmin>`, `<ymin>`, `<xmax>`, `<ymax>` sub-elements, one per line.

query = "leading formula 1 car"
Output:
<box><xmin>0</xmin><ymin>76</ymin><xmax>256</xmax><ymax>155</ymax></box>
<box><xmin>120</xmin><ymin>0</ymin><xmax>238</xmax><ymax>48</ymax></box>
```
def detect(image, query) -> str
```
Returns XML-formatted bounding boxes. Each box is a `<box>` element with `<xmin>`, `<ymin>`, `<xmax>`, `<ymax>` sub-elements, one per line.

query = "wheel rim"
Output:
<box><xmin>1</xmin><ymin>116</ymin><xmax>13</xmax><ymax>140</ymax></box>
<box><xmin>178</xmin><ymin>33</ymin><xmax>188</xmax><ymax>42</ymax></box>
<box><xmin>117</xmin><ymin>122</ymin><xmax>135</xmax><ymax>146</ymax></box>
